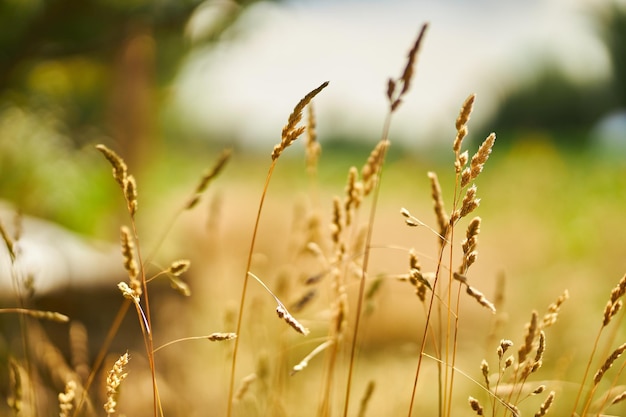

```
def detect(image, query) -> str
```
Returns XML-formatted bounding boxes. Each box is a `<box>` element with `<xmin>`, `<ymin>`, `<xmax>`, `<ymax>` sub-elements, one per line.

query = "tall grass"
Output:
<box><xmin>0</xmin><ymin>24</ymin><xmax>625</xmax><ymax>417</ymax></box>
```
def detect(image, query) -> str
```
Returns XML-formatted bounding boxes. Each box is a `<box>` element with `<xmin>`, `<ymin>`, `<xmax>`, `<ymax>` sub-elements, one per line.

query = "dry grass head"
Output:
<box><xmin>104</xmin><ymin>352</ymin><xmax>130</xmax><ymax>416</ymax></box>
<box><xmin>271</xmin><ymin>81</ymin><xmax>329</xmax><ymax>161</ymax></box>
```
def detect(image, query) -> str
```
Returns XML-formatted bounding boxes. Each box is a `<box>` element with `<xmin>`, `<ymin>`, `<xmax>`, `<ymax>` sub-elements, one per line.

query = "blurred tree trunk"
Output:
<box><xmin>108</xmin><ymin>25</ymin><xmax>156</xmax><ymax>172</ymax></box>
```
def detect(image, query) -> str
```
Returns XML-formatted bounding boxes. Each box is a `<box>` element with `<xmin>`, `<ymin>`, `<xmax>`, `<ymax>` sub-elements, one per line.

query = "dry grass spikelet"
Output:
<box><xmin>459</xmin><ymin>217</ymin><xmax>481</xmax><ymax>272</ymax></box>
<box><xmin>462</xmin><ymin>133</ymin><xmax>496</xmax><ymax>188</ymax></box>
<box><xmin>593</xmin><ymin>342</ymin><xmax>626</xmax><ymax>385</ymax></box>
<box><xmin>480</xmin><ymin>359</ymin><xmax>490</xmax><ymax>389</ymax></box>
<box><xmin>344</xmin><ymin>167</ymin><xmax>363</xmax><ymax>226</ymax></box>
<box><xmin>58</xmin><ymin>380</ymin><xmax>76</xmax><ymax>417</ymax></box>
<box><xmin>534</xmin><ymin>391</ymin><xmax>555</xmax><ymax>417</ymax></box>
<box><xmin>603</xmin><ymin>274</ymin><xmax>626</xmax><ymax>326</ymax></box>
<box><xmin>95</xmin><ymin>144</ymin><xmax>127</xmax><ymax>188</ymax></box>
<box><xmin>186</xmin><ymin>148</ymin><xmax>232</xmax><ymax>209</ymax></box>
<box><xmin>361</xmin><ymin>141</ymin><xmax>389</xmax><ymax>196</ymax></box>
<box><xmin>388</xmin><ymin>23</ymin><xmax>428</xmax><ymax>111</ymax></box>
<box><xmin>458</xmin><ymin>184</ymin><xmax>480</xmax><ymax>220</ymax></box>
<box><xmin>427</xmin><ymin>171</ymin><xmax>449</xmax><ymax>237</ymax></box>
<box><xmin>466</xmin><ymin>285</ymin><xmax>496</xmax><ymax>313</ymax></box>
<box><xmin>276</xmin><ymin>304</ymin><xmax>309</xmax><ymax>335</ymax></box>
<box><xmin>69</xmin><ymin>321</ymin><xmax>90</xmax><ymax>382</ymax></box>
<box><xmin>104</xmin><ymin>352</ymin><xmax>129</xmax><ymax>416</ymax></box>
<box><xmin>453</xmin><ymin>94</ymin><xmax>476</xmax><ymax>155</ymax></box>
<box><xmin>124</xmin><ymin>174</ymin><xmax>138</xmax><ymax>216</ymax></box>
<box><xmin>331</xmin><ymin>196</ymin><xmax>343</xmax><ymax>249</ymax></box>
<box><xmin>357</xmin><ymin>380</ymin><xmax>376</xmax><ymax>417</ymax></box>
<box><xmin>498</xmin><ymin>339</ymin><xmax>514</xmax><ymax>360</ymax></box>
<box><xmin>234</xmin><ymin>373</ymin><xmax>257</xmax><ymax>401</ymax></box>
<box><xmin>119</xmin><ymin>226</ymin><xmax>141</xmax><ymax>295</ymax></box>
<box><xmin>519</xmin><ymin>310</ymin><xmax>538</xmax><ymax>364</ymax></box>
<box><xmin>117</xmin><ymin>282</ymin><xmax>139</xmax><ymax>302</ymax></box>
<box><xmin>272</xmin><ymin>81</ymin><xmax>329</xmax><ymax>160</ymax></box>
<box><xmin>542</xmin><ymin>290</ymin><xmax>569</xmax><ymax>328</ymax></box>
<box><xmin>532</xmin><ymin>385</ymin><xmax>546</xmax><ymax>395</ymax></box>
<box><xmin>305</xmin><ymin>103</ymin><xmax>321</xmax><ymax>174</ymax></box>
<box><xmin>7</xmin><ymin>359</ymin><xmax>23</xmax><ymax>414</ymax></box>
<box><xmin>468</xmin><ymin>396</ymin><xmax>484</xmax><ymax>415</ymax></box>
<box><xmin>207</xmin><ymin>332</ymin><xmax>237</xmax><ymax>341</ymax></box>
<box><xmin>0</xmin><ymin>308</ymin><xmax>70</xmax><ymax>322</ymax></box>
<box><xmin>168</xmin><ymin>259</ymin><xmax>191</xmax><ymax>276</ymax></box>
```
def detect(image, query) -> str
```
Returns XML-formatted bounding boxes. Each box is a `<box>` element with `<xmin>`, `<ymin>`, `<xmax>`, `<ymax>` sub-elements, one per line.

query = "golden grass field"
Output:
<box><xmin>1</xmin><ymin>25</ymin><xmax>626</xmax><ymax>417</ymax></box>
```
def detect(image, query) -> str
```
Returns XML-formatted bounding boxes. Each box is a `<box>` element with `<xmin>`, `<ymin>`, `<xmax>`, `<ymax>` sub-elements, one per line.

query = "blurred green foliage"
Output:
<box><xmin>480</xmin><ymin>2</ymin><xmax>626</xmax><ymax>149</ymax></box>
<box><xmin>0</xmin><ymin>0</ymin><xmax>262</xmax><ymax>232</ymax></box>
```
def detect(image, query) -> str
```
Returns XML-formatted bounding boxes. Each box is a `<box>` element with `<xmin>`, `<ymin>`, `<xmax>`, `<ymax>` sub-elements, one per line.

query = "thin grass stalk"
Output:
<box><xmin>129</xmin><ymin>215</ymin><xmax>162</xmax><ymax>417</ymax></box>
<box><xmin>342</xmin><ymin>113</ymin><xmax>393</xmax><ymax>417</ymax></box>
<box><xmin>226</xmin><ymin>161</ymin><xmax>276</xmax><ymax>417</ymax></box>
<box><xmin>592</xmin><ymin>354</ymin><xmax>626</xmax><ymax>416</ymax></box>
<box><xmin>73</xmin><ymin>299</ymin><xmax>131</xmax><ymax>417</ymax></box>
<box><xmin>571</xmin><ymin>320</ymin><xmax>617</xmax><ymax>415</ymax></box>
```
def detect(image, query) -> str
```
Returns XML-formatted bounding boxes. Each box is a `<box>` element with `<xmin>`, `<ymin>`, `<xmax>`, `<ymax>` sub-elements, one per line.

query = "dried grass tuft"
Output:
<box><xmin>428</xmin><ymin>171</ymin><xmax>449</xmax><ymax>238</ymax></box>
<box><xmin>593</xmin><ymin>342</ymin><xmax>626</xmax><ymax>385</ymax></box>
<box><xmin>271</xmin><ymin>81</ymin><xmax>329</xmax><ymax>160</ymax></box>
<box><xmin>276</xmin><ymin>302</ymin><xmax>309</xmax><ymax>336</ymax></box>
<box><xmin>534</xmin><ymin>391</ymin><xmax>555</xmax><ymax>417</ymax></box>
<box><xmin>207</xmin><ymin>332</ymin><xmax>237</xmax><ymax>341</ymax></box>
<box><xmin>461</xmin><ymin>133</ymin><xmax>496</xmax><ymax>188</ymax></box>
<box><xmin>186</xmin><ymin>148</ymin><xmax>232</xmax><ymax>210</ymax></box>
<box><xmin>104</xmin><ymin>352</ymin><xmax>129</xmax><ymax>416</ymax></box>
<box><xmin>468</xmin><ymin>396</ymin><xmax>484</xmax><ymax>415</ymax></box>
<box><xmin>120</xmin><ymin>226</ymin><xmax>140</xmax><ymax>295</ymax></box>
<box><xmin>518</xmin><ymin>311</ymin><xmax>538</xmax><ymax>364</ymax></box>
<box><xmin>95</xmin><ymin>144</ymin><xmax>127</xmax><ymax>188</ymax></box>
<box><xmin>603</xmin><ymin>273</ymin><xmax>626</xmax><ymax>326</ymax></box>
<box><xmin>58</xmin><ymin>380</ymin><xmax>76</xmax><ymax>417</ymax></box>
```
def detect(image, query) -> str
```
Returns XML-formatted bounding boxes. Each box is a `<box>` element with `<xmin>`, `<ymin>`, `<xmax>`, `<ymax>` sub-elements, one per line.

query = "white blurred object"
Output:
<box><xmin>0</xmin><ymin>203</ymin><xmax>124</xmax><ymax>297</ymax></box>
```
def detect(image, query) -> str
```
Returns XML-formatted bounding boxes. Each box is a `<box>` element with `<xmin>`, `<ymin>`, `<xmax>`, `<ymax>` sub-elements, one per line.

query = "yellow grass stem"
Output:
<box><xmin>227</xmin><ymin>82</ymin><xmax>327</xmax><ymax>417</ymax></box>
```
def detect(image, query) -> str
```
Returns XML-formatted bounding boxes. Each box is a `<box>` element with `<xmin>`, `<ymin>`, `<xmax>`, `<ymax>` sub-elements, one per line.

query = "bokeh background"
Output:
<box><xmin>0</xmin><ymin>0</ymin><xmax>625</xmax><ymax>416</ymax></box>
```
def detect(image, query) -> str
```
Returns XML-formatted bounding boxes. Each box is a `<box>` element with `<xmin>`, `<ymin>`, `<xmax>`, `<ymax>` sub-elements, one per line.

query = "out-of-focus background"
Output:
<box><xmin>1</xmin><ymin>0</ymin><xmax>625</xmax><ymax>416</ymax></box>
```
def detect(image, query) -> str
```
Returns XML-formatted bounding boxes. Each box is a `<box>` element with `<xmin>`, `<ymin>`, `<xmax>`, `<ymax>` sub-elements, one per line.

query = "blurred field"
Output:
<box><xmin>1</xmin><ymin>130</ymin><xmax>626</xmax><ymax>416</ymax></box>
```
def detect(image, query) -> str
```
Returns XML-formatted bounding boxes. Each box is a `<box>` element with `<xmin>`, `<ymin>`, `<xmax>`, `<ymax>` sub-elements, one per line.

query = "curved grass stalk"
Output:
<box><xmin>226</xmin><ymin>82</ymin><xmax>328</xmax><ymax>417</ymax></box>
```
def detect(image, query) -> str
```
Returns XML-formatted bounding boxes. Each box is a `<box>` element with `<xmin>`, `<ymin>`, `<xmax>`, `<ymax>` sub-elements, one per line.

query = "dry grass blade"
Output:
<box><xmin>272</xmin><ymin>81</ymin><xmax>329</xmax><ymax>160</ymax></box>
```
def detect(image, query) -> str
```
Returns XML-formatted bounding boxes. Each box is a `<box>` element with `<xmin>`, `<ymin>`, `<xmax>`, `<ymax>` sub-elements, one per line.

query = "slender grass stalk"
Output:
<box><xmin>226</xmin><ymin>82</ymin><xmax>328</xmax><ymax>417</ymax></box>
<box><xmin>345</xmin><ymin>23</ymin><xmax>428</xmax><ymax>417</ymax></box>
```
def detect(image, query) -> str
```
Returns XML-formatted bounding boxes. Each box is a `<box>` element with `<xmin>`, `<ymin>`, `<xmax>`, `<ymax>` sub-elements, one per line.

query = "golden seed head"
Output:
<box><xmin>272</xmin><ymin>81</ymin><xmax>329</xmax><ymax>161</ymax></box>
<box><xmin>168</xmin><ymin>259</ymin><xmax>191</xmax><ymax>276</ymax></box>
<box><xmin>96</xmin><ymin>144</ymin><xmax>128</xmax><ymax>188</ymax></box>
<box><xmin>207</xmin><ymin>332</ymin><xmax>237</xmax><ymax>341</ymax></box>
<box><xmin>104</xmin><ymin>352</ymin><xmax>129</xmax><ymax>415</ymax></box>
